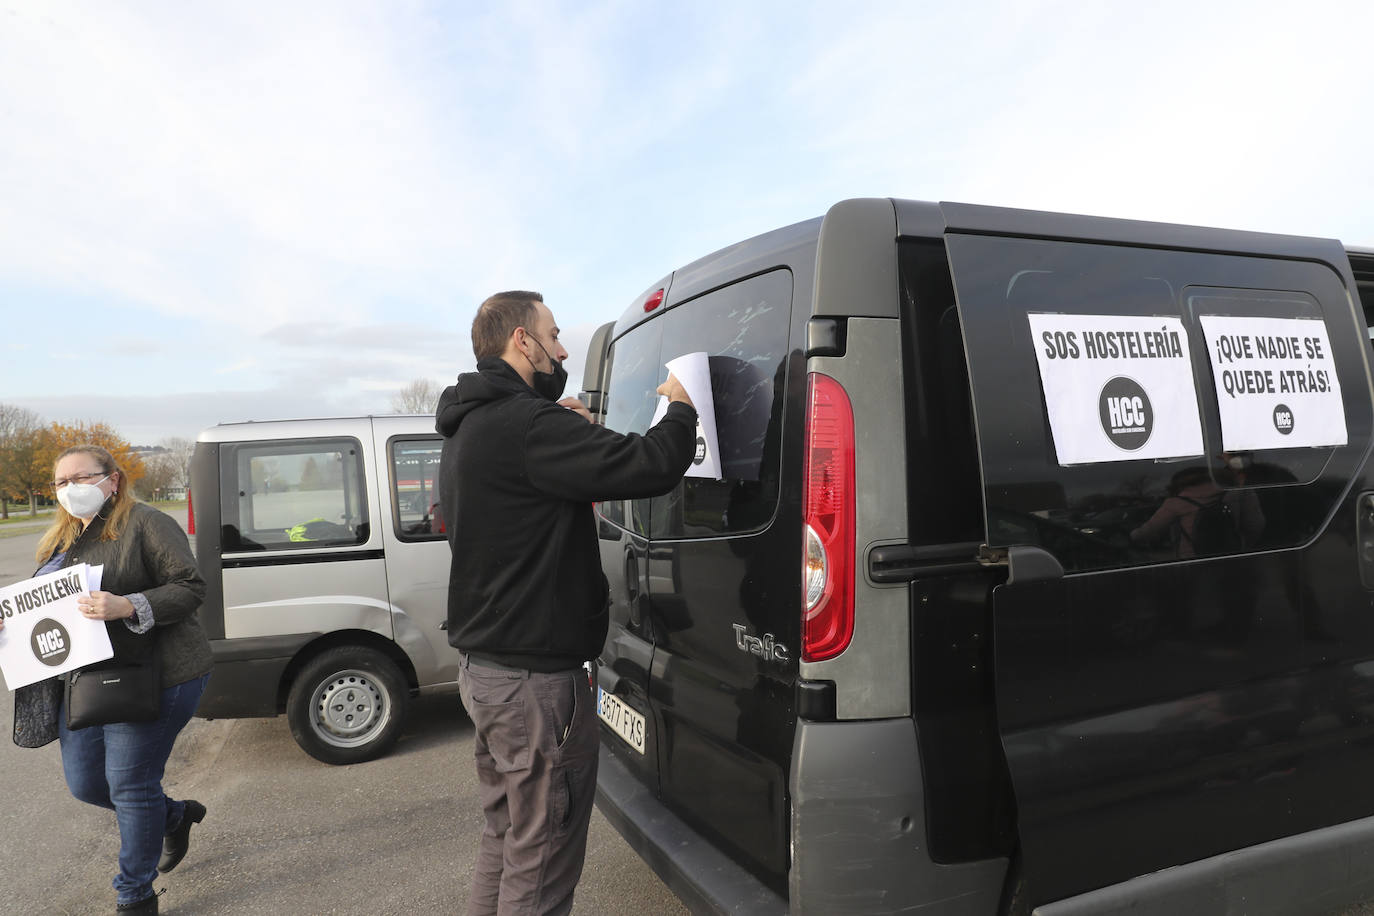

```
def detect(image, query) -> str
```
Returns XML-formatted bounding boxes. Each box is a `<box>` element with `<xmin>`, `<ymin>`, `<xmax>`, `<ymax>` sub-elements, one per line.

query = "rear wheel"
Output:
<box><xmin>286</xmin><ymin>646</ymin><xmax>409</xmax><ymax>765</ymax></box>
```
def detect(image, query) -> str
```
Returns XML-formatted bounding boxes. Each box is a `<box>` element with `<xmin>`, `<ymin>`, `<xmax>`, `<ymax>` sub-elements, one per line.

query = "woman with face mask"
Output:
<box><xmin>5</xmin><ymin>444</ymin><xmax>213</xmax><ymax>914</ymax></box>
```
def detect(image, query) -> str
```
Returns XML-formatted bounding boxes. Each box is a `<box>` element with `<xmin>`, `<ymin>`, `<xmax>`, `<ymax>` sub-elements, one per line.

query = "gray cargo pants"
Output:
<box><xmin>458</xmin><ymin>654</ymin><xmax>600</xmax><ymax>916</ymax></box>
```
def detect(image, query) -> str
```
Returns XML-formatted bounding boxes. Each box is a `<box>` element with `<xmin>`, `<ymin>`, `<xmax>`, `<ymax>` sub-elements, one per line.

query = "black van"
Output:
<box><xmin>582</xmin><ymin>199</ymin><xmax>1374</xmax><ymax>915</ymax></box>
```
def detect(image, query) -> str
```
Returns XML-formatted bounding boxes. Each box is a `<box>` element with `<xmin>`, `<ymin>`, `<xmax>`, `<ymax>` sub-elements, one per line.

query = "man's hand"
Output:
<box><xmin>657</xmin><ymin>373</ymin><xmax>695</xmax><ymax>410</ymax></box>
<box><xmin>558</xmin><ymin>397</ymin><xmax>593</xmax><ymax>423</ymax></box>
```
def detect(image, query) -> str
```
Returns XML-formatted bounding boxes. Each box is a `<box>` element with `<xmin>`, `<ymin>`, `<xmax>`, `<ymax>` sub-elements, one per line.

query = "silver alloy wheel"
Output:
<box><xmin>309</xmin><ymin>668</ymin><xmax>391</xmax><ymax>748</ymax></box>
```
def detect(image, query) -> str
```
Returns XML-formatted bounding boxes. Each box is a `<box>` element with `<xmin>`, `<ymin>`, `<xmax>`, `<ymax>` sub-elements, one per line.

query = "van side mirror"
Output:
<box><xmin>579</xmin><ymin>321</ymin><xmax>616</xmax><ymax>422</ymax></box>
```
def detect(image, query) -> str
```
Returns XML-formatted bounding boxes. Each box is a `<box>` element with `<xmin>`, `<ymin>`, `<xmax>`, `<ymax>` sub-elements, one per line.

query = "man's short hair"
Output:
<box><xmin>472</xmin><ymin>290</ymin><xmax>544</xmax><ymax>360</ymax></box>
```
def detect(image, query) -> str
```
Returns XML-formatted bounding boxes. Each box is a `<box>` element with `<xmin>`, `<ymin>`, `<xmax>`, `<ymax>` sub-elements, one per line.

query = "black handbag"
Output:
<box><xmin>64</xmin><ymin>654</ymin><xmax>161</xmax><ymax>730</ymax></box>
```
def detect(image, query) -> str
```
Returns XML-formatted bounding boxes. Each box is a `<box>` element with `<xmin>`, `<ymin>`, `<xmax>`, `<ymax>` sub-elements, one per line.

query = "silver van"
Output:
<box><xmin>189</xmin><ymin>415</ymin><xmax>452</xmax><ymax>763</ymax></box>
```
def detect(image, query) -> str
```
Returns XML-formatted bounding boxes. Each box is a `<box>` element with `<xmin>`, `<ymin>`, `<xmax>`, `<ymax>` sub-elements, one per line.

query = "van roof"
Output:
<box><xmin>196</xmin><ymin>414</ymin><xmax>438</xmax><ymax>443</ymax></box>
<box><xmin>614</xmin><ymin>214</ymin><xmax>823</xmax><ymax>335</ymax></box>
<box><xmin>614</xmin><ymin>198</ymin><xmax>1369</xmax><ymax>336</ymax></box>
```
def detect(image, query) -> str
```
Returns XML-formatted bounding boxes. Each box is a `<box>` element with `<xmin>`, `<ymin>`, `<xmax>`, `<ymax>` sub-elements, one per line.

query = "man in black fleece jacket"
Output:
<box><xmin>436</xmin><ymin>290</ymin><xmax>696</xmax><ymax>915</ymax></box>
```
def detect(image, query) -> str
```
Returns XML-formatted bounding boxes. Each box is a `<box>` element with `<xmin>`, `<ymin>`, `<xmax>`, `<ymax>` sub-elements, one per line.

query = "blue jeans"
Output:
<box><xmin>59</xmin><ymin>673</ymin><xmax>209</xmax><ymax>905</ymax></box>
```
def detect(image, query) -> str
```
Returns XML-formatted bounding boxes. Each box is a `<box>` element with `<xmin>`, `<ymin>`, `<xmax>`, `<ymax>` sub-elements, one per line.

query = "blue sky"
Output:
<box><xmin>3</xmin><ymin>0</ymin><xmax>1371</xmax><ymax>445</ymax></box>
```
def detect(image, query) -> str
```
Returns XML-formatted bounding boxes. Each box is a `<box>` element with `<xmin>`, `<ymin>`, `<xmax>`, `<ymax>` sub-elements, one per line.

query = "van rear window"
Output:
<box><xmin>601</xmin><ymin>269</ymin><xmax>792</xmax><ymax>539</ymax></box>
<box><xmin>219</xmin><ymin>438</ymin><xmax>369</xmax><ymax>551</ymax></box>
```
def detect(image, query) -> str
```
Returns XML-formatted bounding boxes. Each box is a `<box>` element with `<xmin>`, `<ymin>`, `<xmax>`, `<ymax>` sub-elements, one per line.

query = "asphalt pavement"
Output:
<box><xmin>0</xmin><ymin>512</ymin><xmax>687</xmax><ymax>915</ymax></box>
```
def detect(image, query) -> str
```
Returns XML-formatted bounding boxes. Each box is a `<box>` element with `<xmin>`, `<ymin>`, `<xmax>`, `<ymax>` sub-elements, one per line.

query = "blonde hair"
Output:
<box><xmin>35</xmin><ymin>445</ymin><xmax>138</xmax><ymax>563</ymax></box>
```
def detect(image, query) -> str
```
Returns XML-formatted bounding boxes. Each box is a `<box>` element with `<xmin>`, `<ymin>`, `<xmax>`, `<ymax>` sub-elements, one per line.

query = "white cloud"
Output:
<box><xmin>214</xmin><ymin>358</ymin><xmax>261</xmax><ymax>376</ymax></box>
<box><xmin>779</xmin><ymin>1</ymin><xmax>1374</xmax><ymax>242</ymax></box>
<box><xmin>0</xmin><ymin>2</ymin><xmax>530</xmax><ymax>331</ymax></box>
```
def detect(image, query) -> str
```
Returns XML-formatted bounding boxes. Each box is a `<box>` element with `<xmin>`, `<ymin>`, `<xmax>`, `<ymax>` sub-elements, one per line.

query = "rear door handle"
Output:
<box><xmin>1006</xmin><ymin>545</ymin><xmax>1064</xmax><ymax>584</ymax></box>
<box><xmin>868</xmin><ymin>542</ymin><xmax>983</xmax><ymax>582</ymax></box>
<box><xmin>1357</xmin><ymin>492</ymin><xmax>1374</xmax><ymax>590</ymax></box>
<box><xmin>624</xmin><ymin>550</ymin><xmax>644</xmax><ymax>627</ymax></box>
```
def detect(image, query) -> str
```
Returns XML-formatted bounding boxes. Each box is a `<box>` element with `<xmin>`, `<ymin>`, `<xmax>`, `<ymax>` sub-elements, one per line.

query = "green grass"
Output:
<box><xmin>0</xmin><ymin>507</ymin><xmax>53</xmax><ymax>527</ymax></box>
<box><xmin>0</xmin><ymin>499</ymin><xmax>187</xmax><ymax>532</ymax></box>
<box><xmin>0</xmin><ymin>523</ymin><xmax>48</xmax><ymax>541</ymax></box>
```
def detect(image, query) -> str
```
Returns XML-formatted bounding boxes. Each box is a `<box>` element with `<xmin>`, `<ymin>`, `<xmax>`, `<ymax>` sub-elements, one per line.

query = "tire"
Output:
<box><xmin>286</xmin><ymin>646</ymin><xmax>409</xmax><ymax>765</ymax></box>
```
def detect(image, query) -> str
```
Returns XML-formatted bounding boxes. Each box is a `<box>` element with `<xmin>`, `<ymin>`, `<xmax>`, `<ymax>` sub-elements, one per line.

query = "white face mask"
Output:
<box><xmin>57</xmin><ymin>476</ymin><xmax>110</xmax><ymax>519</ymax></box>
<box><xmin>1227</xmin><ymin>457</ymin><xmax>1245</xmax><ymax>471</ymax></box>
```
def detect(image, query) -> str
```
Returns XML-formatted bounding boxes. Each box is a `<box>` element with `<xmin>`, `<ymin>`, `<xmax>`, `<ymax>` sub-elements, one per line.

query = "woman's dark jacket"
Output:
<box><xmin>12</xmin><ymin>500</ymin><xmax>213</xmax><ymax>748</ymax></box>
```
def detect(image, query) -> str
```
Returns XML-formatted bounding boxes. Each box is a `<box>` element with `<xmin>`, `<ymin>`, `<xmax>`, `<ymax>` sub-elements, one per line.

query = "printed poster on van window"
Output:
<box><xmin>649</xmin><ymin>351</ymin><xmax>722</xmax><ymax>479</ymax></box>
<box><xmin>1028</xmin><ymin>313</ymin><xmax>1205</xmax><ymax>465</ymax></box>
<box><xmin>0</xmin><ymin>564</ymin><xmax>114</xmax><ymax>690</ymax></box>
<box><xmin>1198</xmin><ymin>315</ymin><xmax>1346</xmax><ymax>451</ymax></box>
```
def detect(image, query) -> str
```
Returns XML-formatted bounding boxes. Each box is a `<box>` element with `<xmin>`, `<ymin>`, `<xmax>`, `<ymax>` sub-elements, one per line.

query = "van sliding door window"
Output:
<box><xmin>219</xmin><ymin>438</ymin><xmax>369</xmax><ymax>551</ymax></box>
<box><xmin>946</xmin><ymin>234</ymin><xmax>1367</xmax><ymax>572</ymax></box>
<box><xmin>389</xmin><ymin>438</ymin><xmax>444</xmax><ymax>541</ymax></box>
<box><xmin>600</xmin><ymin>270</ymin><xmax>792</xmax><ymax>538</ymax></box>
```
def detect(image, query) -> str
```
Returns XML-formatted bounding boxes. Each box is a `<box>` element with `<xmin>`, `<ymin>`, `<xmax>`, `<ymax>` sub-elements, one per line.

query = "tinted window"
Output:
<box><xmin>899</xmin><ymin>239</ymin><xmax>985</xmax><ymax>547</ymax></box>
<box><xmin>596</xmin><ymin>496</ymin><xmax>626</xmax><ymax>528</ymax></box>
<box><xmin>601</xmin><ymin>270</ymin><xmax>792</xmax><ymax>539</ymax></box>
<box><xmin>1351</xmin><ymin>253</ymin><xmax>1374</xmax><ymax>338</ymax></box>
<box><xmin>603</xmin><ymin>306</ymin><xmax>666</xmax><ymax>537</ymax></box>
<box><xmin>603</xmin><ymin>313</ymin><xmax>667</xmax><ymax>440</ymax></box>
<box><xmin>220</xmin><ymin>438</ymin><xmax>368</xmax><ymax>551</ymax></box>
<box><xmin>390</xmin><ymin>437</ymin><xmax>444</xmax><ymax>541</ymax></box>
<box><xmin>947</xmin><ymin>234</ymin><xmax>1361</xmax><ymax>572</ymax></box>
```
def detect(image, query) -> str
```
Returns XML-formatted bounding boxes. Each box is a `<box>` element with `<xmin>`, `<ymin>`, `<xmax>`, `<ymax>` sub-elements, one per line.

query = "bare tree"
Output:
<box><xmin>0</xmin><ymin>404</ymin><xmax>43</xmax><ymax>519</ymax></box>
<box><xmin>136</xmin><ymin>452</ymin><xmax>180</xmax><ymax>501</ymax></box>
<box><xmin>159</xmin><ymin>436</ymin><xmax>196</xmax><ymax>489</ymax></box>
<box><xmin>392</xmin><ymin>378</ymin><xmax>442</xmax><ymax>414</ymax></box>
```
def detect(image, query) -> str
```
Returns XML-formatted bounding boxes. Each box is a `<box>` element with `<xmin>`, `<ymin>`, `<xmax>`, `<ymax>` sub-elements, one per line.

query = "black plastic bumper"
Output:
<box><xmin>594</xmin><ymin>743</ymin><xmax>788</xmax><ymax>915</ymax></box>
<box><xmin>195</xmin><ymin>634</ymin><xmax>319</xmax><ymax>719</ymax></box>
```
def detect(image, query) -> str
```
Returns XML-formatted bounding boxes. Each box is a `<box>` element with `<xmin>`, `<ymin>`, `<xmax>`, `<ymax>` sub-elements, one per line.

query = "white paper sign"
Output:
<box><xmin>1028</xmin><ymin>313</ymin><xmax>1205</xmax><ymax>465</ymax></box>
<box><xmin>1198</xmin><ymin>315</ymin><xmax>1346</xmax><ymax>451</ymax></box>
<box><xmin>0</xmin><ymin>564</ymin><xmax>114</xmax><ymax>690</ymax></box>
<box><xmin>650</xmin><ymin>351</ymin><xmax>722</xmax><ymax>479</ymax></box>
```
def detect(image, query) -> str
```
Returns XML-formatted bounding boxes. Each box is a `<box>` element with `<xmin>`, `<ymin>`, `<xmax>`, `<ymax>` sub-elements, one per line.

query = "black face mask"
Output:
<box><xmin>526</xmin><ymin>336</ymin><xmax>568</xmax><ymax>401</ymax></box>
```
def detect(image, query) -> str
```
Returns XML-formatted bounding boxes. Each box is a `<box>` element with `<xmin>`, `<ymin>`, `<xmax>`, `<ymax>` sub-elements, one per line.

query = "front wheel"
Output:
<box><xmin>286</xmin><ymin>646</ymin><xmax>409</xmax><ymax>765</ymax></box>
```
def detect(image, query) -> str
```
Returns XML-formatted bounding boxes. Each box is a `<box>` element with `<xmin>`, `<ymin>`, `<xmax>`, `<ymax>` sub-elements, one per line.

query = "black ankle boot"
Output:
<box><xmin>115</xmin><ymin>891</ymin><xmax>158</xmax><ymax>913</ymax></box>
<box><xmin>158</xmin><ymin>799</ymin><xmax>206</xmax><ymax>873</ymax></box>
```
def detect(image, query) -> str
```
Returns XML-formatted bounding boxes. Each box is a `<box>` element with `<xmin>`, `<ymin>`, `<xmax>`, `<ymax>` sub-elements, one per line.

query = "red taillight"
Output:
<box><xmin>186</xmin><ymin>488</ymin><xmax>195</xmax><ymax>535</ymax></box>
<box><xmin>801</xmin><ymin>372</ymin><xmax>855</xmax><ymax>662</ymax></box>
<box><xmin>643</xmin><ymin>288</ymin><xmax>665</xmax><ymax>312</ymax></box>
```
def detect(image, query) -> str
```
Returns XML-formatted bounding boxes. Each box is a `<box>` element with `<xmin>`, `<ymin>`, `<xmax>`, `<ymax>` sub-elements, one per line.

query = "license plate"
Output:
<box><xmin>597</xmin><ymin>687</ymin><xmax>646</xmax><ymax>755</ymax></box>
